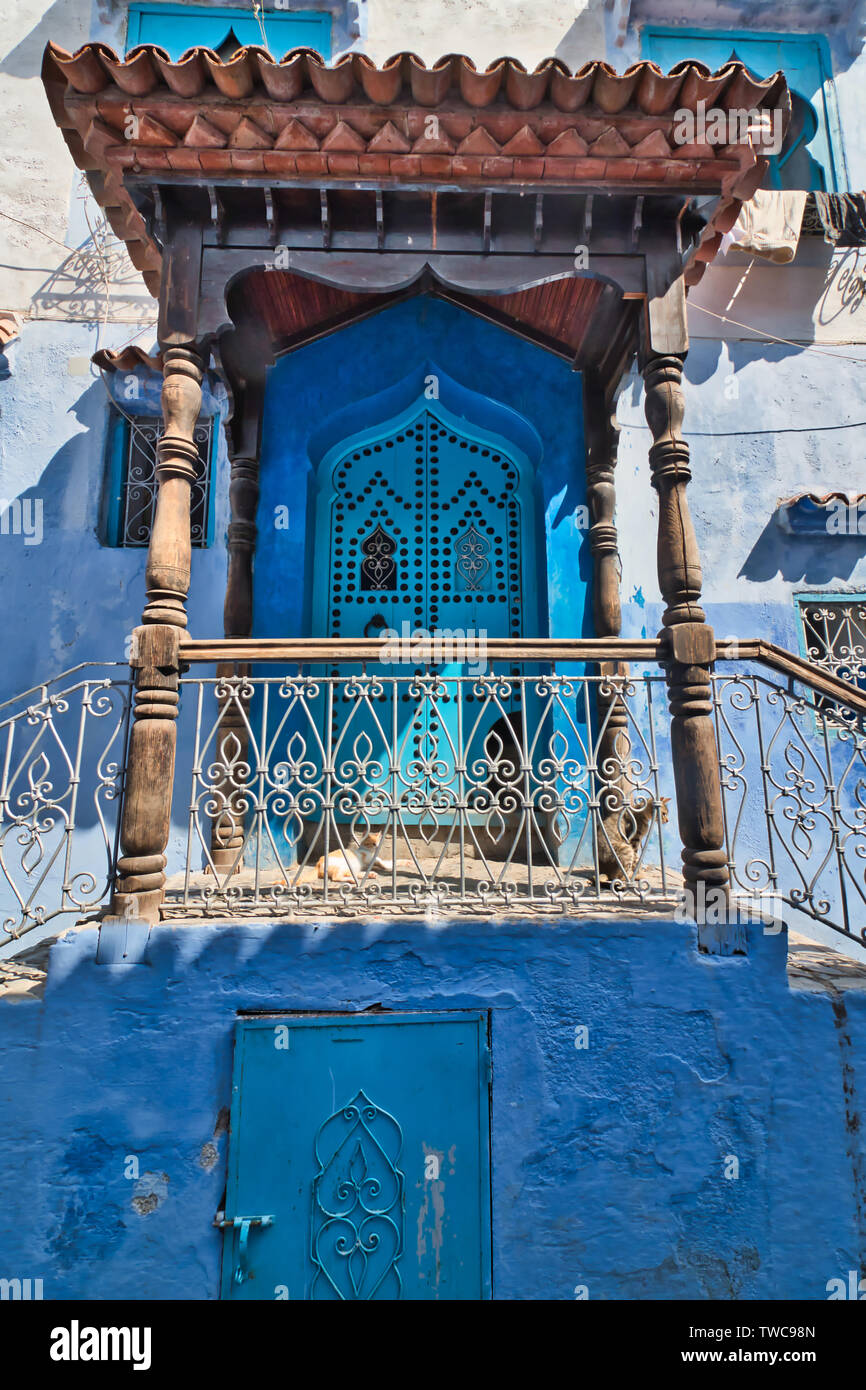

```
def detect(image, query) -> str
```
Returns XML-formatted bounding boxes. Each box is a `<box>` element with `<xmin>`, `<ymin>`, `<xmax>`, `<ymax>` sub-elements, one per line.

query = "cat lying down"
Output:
<box><xmin>293</xmin><ymin>833</ymin><xmax>395</xmax><ymax>885</ymax></box>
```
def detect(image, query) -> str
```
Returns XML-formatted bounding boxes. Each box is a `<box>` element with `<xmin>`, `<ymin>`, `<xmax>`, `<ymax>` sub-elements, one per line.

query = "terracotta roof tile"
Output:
<box><xmin>501</xmin><ymin>125</ymin><xmax>545</xmax><ymax>156</ymax></box>
<box><xmin>460</xmin><ymin>58</ymin><xmax>504</xmax><ymax>107</ymax></box>
<box><xmin>410</xmin><ymin>126</ymin><xmax>456</xmax><ymax>155</ymax></box>
<box><xmin>587</xmin><ymin>127</ymin><xmax>631</xmax><ymax>157</ymax></box>
<box><xmin>321</xmin><ymin>119</ymin><xmax>366</xmax><ymax>152</ymax></box>
<box><xmin>184</xmin><ymin>113</ymin><xmax>227</xmax><ymax>148</ymax></box>
<box><xmin>92</xmin><ymin>344</ymin><xmax>162</xmax><ymax>373</ymax></box>
<box><xmin>368</xmin><ymin>120</ymin><xmax>411</xmax><ymax>154</ymax></box>
<box><xmin>629</xmin><ymin>129</ymin><xmax>673</xmax><ymax>159</ymax></box>
<box><xmin>41</xmin><ymin>42</ymin><xmax>790</xmax><ymax>299</ymax></box>
<box><xmin>546</xmin><ymin>128</ymin><xmax>589</xmax><ymax>157</ymax></box>
<box><xmin>274</xmin><ymin>116</ymin><xmax>318</xmax><ymax>151</ymax></box>
<box><xmin>45</xmin><ymin>43</ymin><xmax>789</xmax><ymax>119</ymax></box>
<box><xmin>457</xmin><ymin>127</ymin><xmax>501</xmax><ymax>155</ymax></box>
<box><xmin>229</xmin><ymin>116</ymin><xmax>273</xmax><ymax>149</ymax></box>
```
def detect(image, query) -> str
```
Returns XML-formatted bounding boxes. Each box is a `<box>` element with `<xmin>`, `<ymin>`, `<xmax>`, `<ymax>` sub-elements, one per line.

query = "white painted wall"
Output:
<box><xmin>366</xmin><ymin>0</ymin><xmax>604</xmax><ymax>68</ymax></box>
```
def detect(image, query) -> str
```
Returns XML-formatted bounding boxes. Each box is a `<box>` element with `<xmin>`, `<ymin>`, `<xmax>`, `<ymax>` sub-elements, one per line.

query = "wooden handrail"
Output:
<box><xmin>178</xmin><ymin>636</ymin><xmax>663</xmax><ymax>663</ymax></box>
<box><xmin>176</xmin><ymin>634</ymin><xmax>866</xmax><ymax>717</ymax></box>
<box><xmin>729</xmin><ymin>639</ymin><xmax>866</xmax><ymax>717</ymax></box>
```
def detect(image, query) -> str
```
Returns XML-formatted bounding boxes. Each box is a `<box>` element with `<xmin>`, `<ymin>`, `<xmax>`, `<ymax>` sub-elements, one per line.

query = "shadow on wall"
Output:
<box><xmin>0</xmin><ymin>377</ymin><xmax>145</xmax><ymax>699</ymax></box>
<box><xmin>0</xmin><ymin>0</ymin><xmax>92</xmax><ymax>80</ymax></box>
<box><xmin>739</xmin><ymin>518</ymin><xmax>866</xmax><ymax>583</ymax></box>
<box><xmin>30</xmin><ymin>230</ymin><xmax>154</xmax><ymax>325</ymax></box>
<box><xmin>554</xmin><ymin>5</ymin><xmax>606</xmax><ymax>68</ymax></box>
<box><xmin>682</xmin><ymin>237</ymin><xmax>862</xmax><ymax>389</ymax></box>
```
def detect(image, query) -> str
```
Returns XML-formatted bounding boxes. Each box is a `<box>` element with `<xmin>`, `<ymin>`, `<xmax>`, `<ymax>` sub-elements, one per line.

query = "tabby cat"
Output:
<box><xmin>597</xmin><ymin>795</ymin><xmax>670</xmax><ymax>881</ymax></box>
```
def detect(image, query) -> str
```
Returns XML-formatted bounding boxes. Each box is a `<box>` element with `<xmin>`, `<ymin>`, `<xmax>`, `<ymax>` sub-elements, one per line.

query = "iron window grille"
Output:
<box><xmin>795</xmin><ymin>594</ymin><xmax>866</xmax><ymax>716</ymax></box>
<box><xmin>104</xmin><ymin>411</ymin><xmax>216</xmax><ymax>548</ymax></box>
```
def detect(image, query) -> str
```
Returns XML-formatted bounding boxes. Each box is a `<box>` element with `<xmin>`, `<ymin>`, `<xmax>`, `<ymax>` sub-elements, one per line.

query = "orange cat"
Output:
<box><xmin>316</xmin><ymin>833</ymin><xmax>394</xmax><ymax>883</ymax></box>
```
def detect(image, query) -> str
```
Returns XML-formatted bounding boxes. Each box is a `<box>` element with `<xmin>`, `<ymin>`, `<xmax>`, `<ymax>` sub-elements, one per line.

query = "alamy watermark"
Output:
<box><xmin>380</xmin><ymin>622</ymin><xmax>488</xmax><ymax>676</ymax></box>
<box><xmin>0</xmin><ymin>497</ymin><xmax>42</xmax><ymax>545</ymax></box>
<box><xmin>672</xmin><ymin>102</ymin><xmax>784</xmax><ymax>155</ymax></box>
<box><xmin>0</xmin><ymin>1276</ymin><xmax>43</xmax><ymax>1299</ymax></box>
<box><xmin>824</xmin><ymin>497</ymin><xmax>866</xmax><ymax>536</ymax></box>
<box><xmin>50</xmin><ymin>1322</ymin><xmax>152</xmax><ymax>1370</ymax></box>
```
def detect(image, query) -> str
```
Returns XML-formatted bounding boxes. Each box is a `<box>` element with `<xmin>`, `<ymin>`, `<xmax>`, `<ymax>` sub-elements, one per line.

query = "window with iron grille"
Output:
<box><xmin>795</xmin><ymin>594</ymin><xmax>866</xmax><ymax>694</ymax></box>
<box><xmin>104</xmin><ymin>411</ymin><xmax>216</xmax><ymax>548</ymax></box>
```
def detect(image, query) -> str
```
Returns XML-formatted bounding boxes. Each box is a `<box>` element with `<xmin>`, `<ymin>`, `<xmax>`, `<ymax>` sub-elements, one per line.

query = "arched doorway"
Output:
<box><xmin>304</xmin><ymin>366</ymin><xmax>545</xmax><ymax>851</ymax></box>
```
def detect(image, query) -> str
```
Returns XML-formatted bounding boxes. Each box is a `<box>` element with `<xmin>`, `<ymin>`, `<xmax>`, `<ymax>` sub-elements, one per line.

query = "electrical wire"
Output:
<box><xmin>251</xmin><ymin>1</ymin><xmax>269</xmax><ymax>50</ymax></box>
<box><xmin>0</xmin><ymin>207</ymin><xmax>73</xmax><ymax>253</ymax></box>
<box><xmin>689</xmin><ymin>299</ymin><xmax>866</xmax><ymax>365</ymax></box>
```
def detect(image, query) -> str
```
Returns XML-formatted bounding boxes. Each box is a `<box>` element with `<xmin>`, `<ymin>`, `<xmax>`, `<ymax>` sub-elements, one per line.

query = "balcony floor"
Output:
<box><xmin>162</xmin><ymin>851</ymin><xmax>682</xmax><ymax>920</ymax></box>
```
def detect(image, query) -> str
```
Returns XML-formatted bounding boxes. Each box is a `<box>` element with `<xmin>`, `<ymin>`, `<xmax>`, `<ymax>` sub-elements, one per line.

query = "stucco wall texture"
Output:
<box><xmin>1</xmin><ymin>917</ymin><xmax>864</xmax><ymax>1300</ymax></box>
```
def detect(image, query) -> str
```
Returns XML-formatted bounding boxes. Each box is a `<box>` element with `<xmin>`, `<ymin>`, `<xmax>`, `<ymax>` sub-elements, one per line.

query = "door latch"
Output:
<box><xmin>214</xmin><ymin>1213</ymin><xmax>274</xmax><ymax>1285</ymax></box>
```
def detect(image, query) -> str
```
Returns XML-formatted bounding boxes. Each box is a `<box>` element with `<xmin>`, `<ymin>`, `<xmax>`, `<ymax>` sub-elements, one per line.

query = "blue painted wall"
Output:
<box><xmin>0</xmin><ymin>322</ymin><xmax>229</xmax><ymax>706</ymax></box>
<box><xmin>617</xmin><ymin>338</ymin><xmax>866</xmax><ymax>652</ymax></box>
<box><xmin>1</xmin><ymin>916</ymin><xmax>863</xmax><ymax>1300</ymax></box>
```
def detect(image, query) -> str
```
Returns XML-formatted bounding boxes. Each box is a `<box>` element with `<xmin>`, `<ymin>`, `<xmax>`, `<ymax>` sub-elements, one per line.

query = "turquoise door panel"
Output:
<box><xmin>221</xmin><ymin>1013</ymin><xmax>492</xmax><ymax>1300</ymax></box>
<box><xmin>305</xmin><ymin>393</ymin><xmax>542</xmax><ymax>831</ymax></box>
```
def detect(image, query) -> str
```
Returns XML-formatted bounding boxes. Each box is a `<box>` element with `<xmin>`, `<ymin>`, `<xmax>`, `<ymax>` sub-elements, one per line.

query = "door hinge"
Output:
<box><xmin>481</xmin><ymin>1043</ymin><xmax>492</xmax><ymax>1087</ymax></box>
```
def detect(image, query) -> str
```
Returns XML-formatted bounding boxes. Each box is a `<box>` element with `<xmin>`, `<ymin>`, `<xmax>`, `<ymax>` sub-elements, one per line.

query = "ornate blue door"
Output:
<box><xmin>307</xmin><ymin>391</ymin><xmax>541</xmax><ymax>834</ymax></box>
<box><xmin>220</xmin><ymin>1013</ymin><xmax>492</xmax><ymax>1300</ymax></box>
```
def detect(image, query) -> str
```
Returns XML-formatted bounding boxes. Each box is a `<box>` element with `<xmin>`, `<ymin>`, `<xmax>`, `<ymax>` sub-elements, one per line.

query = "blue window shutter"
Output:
<box><xmin>642</xmin><ymin>27</ymin><xmax>843</xmax><ymax>192</ymax></box>
<box><xmin>104</xmin><ymin>410</ymin><xmax>128</xmax><ymax>547</ymax></box>
<box><xmin>126</xmin><ymin>5</ymin><xmax>332</xmax><ymax>61</ymax></box>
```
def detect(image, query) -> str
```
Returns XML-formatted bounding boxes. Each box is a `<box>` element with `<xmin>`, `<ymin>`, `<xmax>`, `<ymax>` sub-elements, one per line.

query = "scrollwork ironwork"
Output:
<box><xmin>310</xmin><ymin>1089</ymin><xmax>405</xmax><ymax>1300</ymax></box>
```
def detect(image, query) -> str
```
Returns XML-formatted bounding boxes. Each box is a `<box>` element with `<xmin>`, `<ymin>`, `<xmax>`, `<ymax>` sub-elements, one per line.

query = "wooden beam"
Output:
<box><xmin>158</xmin><ymin>222</ymin><xmax>203</xmax><ymax>348</ymax></box>
<box><xmin>179</xmin><ymin>636</ymin><xmax>666</xmax><ymax>664</ymax></box>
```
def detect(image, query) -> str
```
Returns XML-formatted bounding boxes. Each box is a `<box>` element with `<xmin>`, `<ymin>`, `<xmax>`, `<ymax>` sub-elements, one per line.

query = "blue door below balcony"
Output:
<box><xmin>221</xmin><ymin>1013</ymin><xmax>492</xmax><ymax>1300</ymax></box>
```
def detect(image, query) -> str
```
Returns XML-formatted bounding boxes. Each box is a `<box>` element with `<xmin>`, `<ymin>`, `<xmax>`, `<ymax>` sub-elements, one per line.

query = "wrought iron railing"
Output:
<box><xmin>162</xmin><ymin>637</ymin><xmax>866</xmax><ymax>944</ymax></box>
<box><xmin>0</xmin><ymin>640</ymin><xmax>863</xmax><ymax>948</ymax></box>
<box><xmin>165</xmin><ymin>661</ymin><xmax>677</xmax><ymax>917</ymax></box>
<box><xmin>0</xmin><ymin>666</ymin><xmax>132</xmax><ymax>943</ymax></box>
<box><xmin>712</xmin><ymin>666</ymin><xmax>866</xmax><ymax>946</ymax></box>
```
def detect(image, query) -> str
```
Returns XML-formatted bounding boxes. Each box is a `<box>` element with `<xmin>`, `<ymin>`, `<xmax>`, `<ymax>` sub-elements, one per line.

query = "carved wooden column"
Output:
<box><xmin>641</xmin><ymin>341</ymin><xmax>731</xmax><ymax>945</ymax></box>
<box><xmin>111</xmin><ymin>342</ymin><xmax>205</xmax><ymax>921</ymax></box>
<box><xmin>112</xmin><ymin>624</ymin><xmax>181</xmax><ymax>922</ymax></box>
<box><xmin>142</xmin><ymin>345</ymin><xmax>205</xmax><ymax>628</ymax></box>
<box><xmin>584</xmin><ymin>372</ymin><xmax>630</xmax><ymax>822</ymax></box>
<box><xmin>585</xmin><ymin>372</ymin><xmax>622</xmax><ymax>643</ymax></box>
<box><xmin>211</xmin><ymin>442</ymin><xmax>260</xmax><ymax>871</ymax></box>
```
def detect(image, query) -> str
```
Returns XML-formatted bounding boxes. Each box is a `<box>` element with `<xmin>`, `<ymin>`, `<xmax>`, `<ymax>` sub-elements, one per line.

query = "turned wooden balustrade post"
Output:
<box><xmin>584</xmin><ymin>372</ymin><xmax>630</xmax><ymax>821</ymax></box>
<box><xmin>211</xmin><ymin>440</ymin><xmax>260</xmax><ymax>871</ymax></box>
<box><xmin>640</xmin><ymin>330</ymin><xmax>732</xmax><ymax>946</ymax></box>
<box><xmin>112</xmin><ymin>343</ymin><xmax>205</xmax><ymax>921</ymax></box>
<box><xmin>211</xmin><ymin>370</ymin><xmax>265</xmax><ymax>871</ymax></box>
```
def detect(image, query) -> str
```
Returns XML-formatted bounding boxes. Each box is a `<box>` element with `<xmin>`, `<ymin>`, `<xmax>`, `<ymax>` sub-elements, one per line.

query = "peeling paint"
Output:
<box><xmin>417</xmin><ymin>1142</ymin><xmax>448</xmax><ymax>1291</ymax></box>
<box><xmin>198</xmin><ymin>1142</ymin><xmax>218</xmax><ymax>1172</ymax></box>
<box><xmin>131</xmin><ymin>1172</ymin><xmax>169</xmax><ymax>1217</ymax></box>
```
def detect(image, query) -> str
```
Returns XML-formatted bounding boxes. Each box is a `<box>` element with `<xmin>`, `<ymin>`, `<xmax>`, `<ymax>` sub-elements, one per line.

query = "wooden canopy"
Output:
<box><xmin>43</xmin><ymin>43</ymin><xmax>789</xmax><ymax>312</ymax></box>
